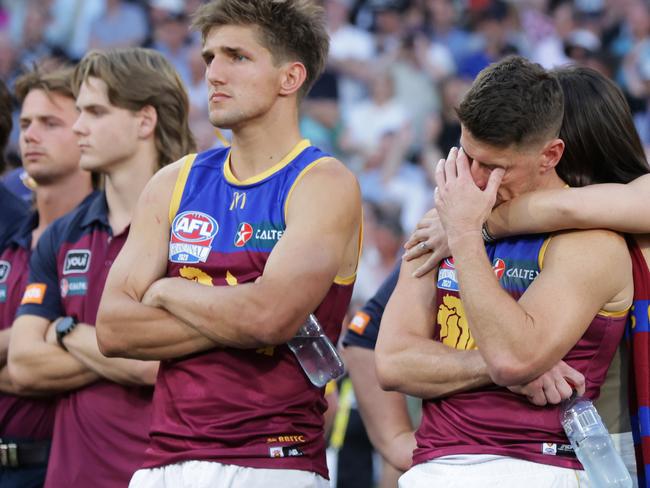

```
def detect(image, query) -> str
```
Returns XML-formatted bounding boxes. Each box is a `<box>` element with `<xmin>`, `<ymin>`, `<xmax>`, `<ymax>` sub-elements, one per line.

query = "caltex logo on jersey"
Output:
<box><xmin>169</xmin><ymin>211</ymin><xmax>219</xmax><ymax>264</ymax></box>
<box><xmin>234</xmin><ymin>222</ymin><xmax>253</xmax><ymax>248</ymax></box>
<box><xmin>493</xmin><ymin>258</ymin><xmax>506</xmax><ymax>280</ymax></box>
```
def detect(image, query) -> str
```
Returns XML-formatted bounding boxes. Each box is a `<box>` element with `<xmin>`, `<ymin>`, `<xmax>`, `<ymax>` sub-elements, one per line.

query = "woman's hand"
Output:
<box><xmin>403</xmin><ymin>208</ymin><xmax>450</xmax><ymax>277</ymax></box>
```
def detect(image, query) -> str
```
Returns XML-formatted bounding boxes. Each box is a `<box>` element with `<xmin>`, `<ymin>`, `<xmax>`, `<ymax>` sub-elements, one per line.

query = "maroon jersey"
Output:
<box><xmin>0</xmin><ymin>213</ymin><xmax>55</xmax><ymax>440</ymax></box>
<box><xmin>17</xmin><ymin>192</ymin><xmax>153</xmax><ymax>487</ymax></box>
<box><xmin>143</xmin><ymin>143</ymin><xmax>358</xmax><ymax>478</ymax></box>
<box><xmin>414</xmin><ymin>234</ymin><xmax>628</xmax><ymax>469</ymax></box>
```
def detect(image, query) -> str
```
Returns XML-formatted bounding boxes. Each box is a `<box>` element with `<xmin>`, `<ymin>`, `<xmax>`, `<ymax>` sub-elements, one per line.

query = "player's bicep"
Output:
<box><xmin>517</xmin><ymin>231</ymin><xmax>631</xmax><ymax>360</ymax></box>
<box><xmin>380</xmin><ymin>262</ymin><xmax>438</xmax><ymax>346</ymax></box>
<box><xmin>261</xmin><ymin>161</ymin><xmax>360</xmax><ymax>308</ymax></box>
<box><xmin>106</xmin><ymin>166</ymin><xmax>178</xmax><ymax>299</ymax></box>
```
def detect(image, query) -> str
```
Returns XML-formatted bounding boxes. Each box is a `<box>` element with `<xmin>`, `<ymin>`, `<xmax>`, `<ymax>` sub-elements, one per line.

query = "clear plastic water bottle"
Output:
<box><xmin>287</xmin><ymin>314</ymin><xmax>345</xmax><ymax>388</ymax></box>
<box><xmin>560</xmin><ymin>395</ymin><xmax>633</xmax><ymax>487</ymax></box>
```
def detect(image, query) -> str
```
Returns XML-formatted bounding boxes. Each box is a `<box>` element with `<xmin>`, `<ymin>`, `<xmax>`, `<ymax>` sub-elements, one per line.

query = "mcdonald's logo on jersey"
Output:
<box><xmin>230</xmin><ymin>191</ymin><xmax>247</xmax><ymax>211</ymax></box>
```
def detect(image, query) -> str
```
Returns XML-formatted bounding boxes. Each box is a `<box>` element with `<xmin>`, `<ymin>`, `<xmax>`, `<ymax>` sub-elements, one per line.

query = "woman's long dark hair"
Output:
<box><xmin>554</xmin><ymin>66</ymin><xmax>650</xmax><ymax>186</ymax></box>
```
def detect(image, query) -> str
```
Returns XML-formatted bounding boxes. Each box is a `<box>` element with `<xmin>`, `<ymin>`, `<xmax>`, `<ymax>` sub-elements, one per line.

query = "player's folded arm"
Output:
<box><xmin>9</xmin><ymin>314</ymin><xmax>99</xmax><ymax>393</ymax></box>
<box><xmin>163</xmin><ymin>158</ymin><xmax>362</xmax><ymax>347</ymax></box>
<box><xmin>96</xmin><ymin>160</ymin><xmax>218</xmax><ymax>359</ymax></box>
<box><xmin>375</xmin><ymin>258</ymin><xmax>491</xmax><ymax>398</ymax></box>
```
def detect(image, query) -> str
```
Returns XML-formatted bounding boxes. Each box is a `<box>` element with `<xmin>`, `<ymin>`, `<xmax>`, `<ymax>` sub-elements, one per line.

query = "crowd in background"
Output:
<box><xmin>1</xmin><ymin>0</ymin><xmax>650</xmax><ymax>486</ymax></box>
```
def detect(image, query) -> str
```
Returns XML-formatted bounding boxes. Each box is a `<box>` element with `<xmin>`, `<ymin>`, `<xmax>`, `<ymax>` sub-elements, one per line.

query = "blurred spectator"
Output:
<box><xmin>326</xmin><ymin>0</ymin><xmax>377</xmax><ymax>118</ymax></box>
<box><xmin>564</xmin><ymin>28</ymin><xmax>602</xmax><ymax>64</ymax></box>
<box><xmin>421</xmin><ymin>75</ymin><xmax>472</xmax><ymax>184</ymax></box>
<box><xmin>633</xmin><ymin>40</ymin><xmax>650</xmax><ymax>152</ymax></box>
<box><xmin>425</xmin><ymin>0</ymin><xmax>476</xmax><ymax>61</ymax></box>
<box><xmin>357</xmin><ymin>131</ymin><xmax>432</xmax><ymax>233</ymax></box>
<box><xmin>17</xmin><ymin>1</ymin><xmax>60</xmax><ymax>67</ymax></box>
<box><xmin>186</xmin><ymin>41</ymin><xmax>215</xmax><ymax>152</ymax></box>
<box><xmin>63</xmin><ymin>0</ymin><xmax>105</xmax><ymax>60</ymax></box>
<box><xmin>301</xmin><ymin>70</ymin><xmax>342</xmax><ymax>156</ymax></box>
<box><xmin>352</xmin><ymin>200</ymin><xmax>404</xmax><ymax>307</ymax></box>
<box><xmin>369</xmin><ymin>0</ymin><xmax>410</xmax><ymax>56</ymax></box>
<box><xmin>340</xmin><ymin>69</ymin><xmax>411</xmax><ymax>169</ymax></box>
<box><xmin>457</xmin><ymin>1</ymin><xmax>520</xmax><ymax>78</ymax></box>
<box><xmin>0</xmin><ymin>31</ymin><xmax>20</xmax><ymax>85</ymax></box>
<box><xmin>88</xmin><ymin>0</ymin><xmax>148</xmax><ymax>51</ymax></box>
<box><xmin>389</xmin><ymin>33</ymin><xmax>444</xmax><ymax>146</ymax></box>
<box><xmin>148</xmin><ymin>0</ymin><xmax>193</xmax><ymax>86</ymax></box>
<box><xmin>620</xmin><ymin>1</ymin><xmax>650</xmax><ymax>96</ymax></box>
<box><xmin>530</xmin><ymin>0</ymin><xmax>575</xmax><ymax>67</ymax></box>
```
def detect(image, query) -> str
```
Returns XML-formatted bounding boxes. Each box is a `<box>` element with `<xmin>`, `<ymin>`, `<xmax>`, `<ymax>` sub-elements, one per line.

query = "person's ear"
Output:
<box><xmin>540</xmin><ymin>138</ymin><xmax>565</xmax><ymax>173</ymax></box>
<box><xmin>136</xmin><ymin>105</ymin><xmax>157</xmax><ymax>139</ymax></box>
<box><xmin>279</xmin><ymin>61</ymin><xmax>307</xmax><ymax>97</ymax></box>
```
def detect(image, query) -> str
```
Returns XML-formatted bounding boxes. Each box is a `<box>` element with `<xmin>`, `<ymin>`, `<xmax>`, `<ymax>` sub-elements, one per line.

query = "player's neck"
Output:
<box><xmin>227</xmin><ymin>109</ymin><xmax>302</xmax><ymax>181</ymax></box>
<box><xmin>103</xmin><ymin>143</ymin><xmax>157</xmax><ymax>235</ymax></box>
<box><xmin>536</xmin><ymin>170</ymin><xmax>566</xmax><ymax>192</ymax></box>
<box><xmin>34</xmin><ymin>172</ymin><xmax>92</xmax><ymax>228</ymax></box>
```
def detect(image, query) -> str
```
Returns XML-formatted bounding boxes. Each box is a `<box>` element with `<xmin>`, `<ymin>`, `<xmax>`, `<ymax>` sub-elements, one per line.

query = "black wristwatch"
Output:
<box><xmin>55</xmin><ymin>316</ymin><xmax>78</xmax><ymax>351</ymax></box>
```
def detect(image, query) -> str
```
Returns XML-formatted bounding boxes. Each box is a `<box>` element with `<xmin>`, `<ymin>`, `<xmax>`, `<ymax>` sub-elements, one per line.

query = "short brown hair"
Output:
<box><xmin>72</xmin><ymin>48</ymin><xmax>196</xmax><ymax>169</ymax></box>
<box><xmin>191</xmin><ymin>0</ymin><xmax>329</xmax><ymax>99</ymax></box>
<box><xmin>457</xmin><ymin>56</ymin><xmax>564</xmax><ymax>148</ymax></box>
<box><xmin>14</xmin><ymin>64</ymin><xmax>75</xmax><ymax>105</ymax></box>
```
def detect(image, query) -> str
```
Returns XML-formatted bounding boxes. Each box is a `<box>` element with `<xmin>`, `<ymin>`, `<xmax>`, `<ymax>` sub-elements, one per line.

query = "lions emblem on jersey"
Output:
<box><xmin>169</xmin><ymin>211</ymin><xmax>219</xmax><ymax>264</ymax></box>
<box><xmin>438</xmin><ymin>294</ymin><xmax>476</xmax><ymax>350</ymax></box>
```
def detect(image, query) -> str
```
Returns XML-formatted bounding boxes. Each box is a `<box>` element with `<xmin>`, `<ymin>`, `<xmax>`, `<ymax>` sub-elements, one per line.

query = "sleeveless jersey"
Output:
<box><xmin>144</xmin><ymin>140</ymin><xmax>356</xmax><ymax>478</ymax></box>
<box><xmin>414</xmin><ymin>234</ymin><xmax>629</xmax><ymax>470</ymax></box>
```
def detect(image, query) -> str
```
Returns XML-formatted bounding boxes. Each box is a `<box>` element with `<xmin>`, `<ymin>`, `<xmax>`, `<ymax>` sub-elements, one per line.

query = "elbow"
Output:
<box><xmin>374</xmin><ymin>349</ymin><xmax>402</xmax><ymax>392</ymax></box>
<box><xmin>95</xmin><ymin>317</ymin><xmax>127</xmax><ymax>358</ymax></box>
<box><xmin>485</xmin><ymin>355</ymin><xmax>534</xmax><ymax>387</ymax></box>
<box><xmin>249</xmin><ymin>304</ymin><xmax>303</xmax><ymax>346</ymax></box>
<box><xmin>7</xmin><ymin>359</ymin><xmax>41</xmax><ymax>393</ymax></box>
<box><xmin>132</xmin><ymin>361</ymin><xmax>159</xmax><ymax>386</ymax></box>
<box><xmin>96</xmin><ymin>331</ymin><xmax>129</xmax><ymax>358</ymax></box>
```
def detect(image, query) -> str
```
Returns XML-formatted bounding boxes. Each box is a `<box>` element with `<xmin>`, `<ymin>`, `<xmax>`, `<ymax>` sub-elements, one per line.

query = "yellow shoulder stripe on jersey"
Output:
<box><xmin>597</xmin><ymin>308</ymin><xmax>631</xmax><ymax>318</ymax></box>
<box><xmin>334</xmin><ymin>213</ymin><xmax>363</xmax><ymax>286</ymax></box>
<box><xmin>168</xmin><ymin>154</ymin><xmax>197</xmax><ymax>224</ymax></box>
<box><xmin>538</xmin><ymin>235</ymin><xmax>553</xmax><ymax>270</ymax></box>
<box><xmin>224</xmin><ymin>139</ymin><xmax>310</xmax><ymax>186</ymax></box>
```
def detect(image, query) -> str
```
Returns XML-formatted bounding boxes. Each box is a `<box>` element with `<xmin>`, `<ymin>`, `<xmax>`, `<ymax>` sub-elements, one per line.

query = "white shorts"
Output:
<box><xmin>129</xmin><ymin>460</ymin><xmax>330</xmax><ymax>488</ymax></box>
<box><xmin>399</xmin><ymin>455</ymin><xmax>590</xmax><ymax>488</ymax></box>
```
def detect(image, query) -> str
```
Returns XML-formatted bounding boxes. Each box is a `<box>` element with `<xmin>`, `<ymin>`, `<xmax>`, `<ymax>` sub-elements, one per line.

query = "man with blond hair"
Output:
<box><xmin>97</xmin><ymin>1</ymin><xmax>362</xmax><ymax>487</ymax></box>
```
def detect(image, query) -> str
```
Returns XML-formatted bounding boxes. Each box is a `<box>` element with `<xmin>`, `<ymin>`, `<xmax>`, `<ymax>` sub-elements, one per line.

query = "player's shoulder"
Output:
<box><xmin>300</xmin><ymin>155</ymin><xmax>359</xmax><ymax>194</ymax></box>
<box><xmin>545</xmin><ymin>228</ymin><xmax>631</xmax><ymax>270</ymax></box>
<box><xmin>150</xmin><ymin>154</ymin><xmax>194</xmax><ymax>187</ymax></box>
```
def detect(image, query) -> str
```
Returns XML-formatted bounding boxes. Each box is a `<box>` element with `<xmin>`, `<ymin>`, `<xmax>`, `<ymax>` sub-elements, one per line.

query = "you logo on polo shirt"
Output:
<box><xmin>63</xmin><ymin>250</ymin><xmax>91</xmax><ymax>275</ymax></box>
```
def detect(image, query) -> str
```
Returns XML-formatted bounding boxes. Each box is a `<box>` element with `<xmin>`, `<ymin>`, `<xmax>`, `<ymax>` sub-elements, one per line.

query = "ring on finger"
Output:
<box><xmin>419</xmin><ymin>242</ymin><xmax>428</xmax><ymax>251</ymax></box>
